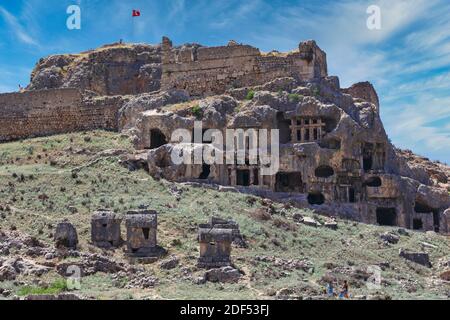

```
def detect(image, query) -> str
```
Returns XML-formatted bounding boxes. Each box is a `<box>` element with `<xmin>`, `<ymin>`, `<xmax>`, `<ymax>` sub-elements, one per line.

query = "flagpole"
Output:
<box><xmin>132</xmin><ymin>11</ymin><xmax>134</xmax><ymax>43</ymax></box>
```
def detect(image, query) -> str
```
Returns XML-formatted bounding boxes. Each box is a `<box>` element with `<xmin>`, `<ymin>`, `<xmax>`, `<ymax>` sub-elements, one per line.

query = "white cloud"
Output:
<box><xmin>382</xmin><ymin>96</ymin><xmax>450</xmax><ymax>160</ymax></box>
<box><xmin>0</xmin><ymin>6</ymin><xmax>39</xmax><ymax>46</ymax></box>
<box><xmin>243</xmin><ymin>0</ymin><xmax>450</xmax><ymax>161</ymax></box>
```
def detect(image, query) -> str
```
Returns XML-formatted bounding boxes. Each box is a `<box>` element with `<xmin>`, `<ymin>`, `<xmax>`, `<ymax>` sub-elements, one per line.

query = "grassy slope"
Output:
<box><xmin>0</xmin><ymin>131</ymin><xmax>449</xmax><ymax>300</ymax></box>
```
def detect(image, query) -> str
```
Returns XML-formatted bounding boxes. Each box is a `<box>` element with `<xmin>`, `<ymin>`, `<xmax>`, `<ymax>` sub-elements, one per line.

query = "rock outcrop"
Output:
<box><xmin>27</xmin><ymin>43</ymin><xmax>162</xmax><ymax>96</ymax></box>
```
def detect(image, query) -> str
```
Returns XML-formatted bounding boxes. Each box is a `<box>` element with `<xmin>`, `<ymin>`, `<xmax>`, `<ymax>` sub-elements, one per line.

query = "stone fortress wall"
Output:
<box><xmin>161</xmin><ymin>37</ymin><xmax>327</xmax><ymax>96</ymax></box>
<box><xmin>0</xmin><ymin>88</ymin><xmax>122</xmax><ymax>142</ymax></box>
<box><xmin>0</xmin><ymin>36</ymin><xmax>327</xmax><ymax>142</ymax></box>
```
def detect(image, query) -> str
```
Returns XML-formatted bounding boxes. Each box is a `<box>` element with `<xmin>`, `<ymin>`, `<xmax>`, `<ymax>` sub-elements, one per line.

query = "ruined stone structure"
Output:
<box><xmin>0</xmin><ymin>88</ymin><xmax>122</xmax><ymax>142</ymax></box>
<box><xmin>1</xmin><ymin>37</ymin><xmax>449</xmax><ymax>234</ymax></box>
<box><xmin>161</xmin><ymin>37</ymin><xmax>327</xmax><ymax>97</ymax></box>
<box><xmin>198</xmin><ymin>222</ymin><xmax>233</xmax><ymax>268</ymax></box>
<box><xmin>91</xmin><ymin>210</ymin><xmax>123</xmax><ymax>248</ymax></box>
<box><xmin>125</xmin><ymin>210</ymin><xmax>163</xmax><ymax>259</ymax></box>
<box><xmin>0</xmin><ymin>37</ymin><xmax>325</xmax><ymax>142</ymax></box>
<box><xmin>207</xmin><ymin>217</ymin><xmax>245</xmax><ymax>247</ymax></box>
<box><xmin>54</xmin><ymin>221</ymin><xmax>78</xmax><ymax>249</ymax></box>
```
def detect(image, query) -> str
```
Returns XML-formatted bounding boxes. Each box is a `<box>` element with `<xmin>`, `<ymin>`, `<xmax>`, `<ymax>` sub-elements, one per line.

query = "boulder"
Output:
<box><xmin>159</xmin><ymin>255</ymin><xmax>179</xmax><ymax>270</ymax></box>
<box><xmin>399</xmin><ymin>249</ymin><xmax>431</xmax><ymax>267</ymax></box>
<box><xmin>439</xmin><ymin>270</ymin><xmax>450</xmax><ymax>281</ymax></box>
<box><xmin>205</xmin><ymin>266</ymin><xmax>241</xmax><ymax>283</ymax></box>
<box><xmin>324</xmin><ymin>221</ymin><xmax>338</xmax><ymax>230</ymax></box>
<box><xmin>0</xmin><ymin>264</ymin><xmax>17</xmax><ymax>281</ymax></box>
<box><xmin>292</xmin><ymin>213</ymin><xmax>303</xmax><ymax>222</ymax></box>
<box><xmin>302</xmin><ymin>217</ymin><xmax>321</xmax><ymax>227</ymax></box>
<box><xmin>380</xmin><ymin>232</ymin><xmax>400</xmax><ymax>244</ymax></box>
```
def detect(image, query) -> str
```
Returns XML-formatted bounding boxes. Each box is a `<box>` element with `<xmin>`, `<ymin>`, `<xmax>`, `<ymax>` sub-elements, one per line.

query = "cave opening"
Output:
<box><xmin>314</xmin><ymin>165</ymin><xmax>334</xmax><ymax>178</ymax></box>
<box><xmin>199</xmin><ymin>163</ymin><xmax>210</xmax><ymax>179</ymax></box>
<box><xmin>307</xmin><ymin>192</ymin><xmax>325</xmax><ymax>205</ymax></box>
<box><xmin>150</xmin><ymin>129</ymin><xmax>167</xmax><ymax>149</ymax></box>
<box><xmin>365</xmin><ymin>177</ymin><xmax>382</xmax><ymax>187</ymax></box>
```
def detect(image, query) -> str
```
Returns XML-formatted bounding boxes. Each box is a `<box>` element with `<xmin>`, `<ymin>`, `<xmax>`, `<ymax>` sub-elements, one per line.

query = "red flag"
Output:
<box><xmin>132</xmin><ymin>9</ymin><xmax>140</xmax><ymax>17</ymax></box>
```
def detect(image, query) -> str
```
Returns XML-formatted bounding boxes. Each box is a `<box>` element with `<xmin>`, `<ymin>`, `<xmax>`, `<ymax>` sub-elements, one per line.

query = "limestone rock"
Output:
<box><xmin>342</xmin><ymin>82</ymin><xmax>379</xmax><ymax>111</ymax></box>
<box><xmin>0</xmin><ymin>264</ymin><xmax>17</xmax><ymax>281</ymax></box>
<box><xmin>27</xmin><ymin>43</ymin><xmax>162</xmax><ymax>96</ymax></box>
<box><xmin>380</xmin><ymin>232</ymin><xmax>400</xmax><ymax>244</ymax></box>
<box><xmin>159</xmin><ymin>255</ymin><xmax>179</xmax><ymax>270</ymax></box>
<box><xmin>324</xmin><ymin>221</ymin><xmax>338</xmax><ymax>230</ymax></box>
<box><xmin>302</xmin><ymin>217</ymin><xmax>321</xmax><ymax>227</ymax></box>
<box><xmin>204</xmin><ymin>266</ymin><xmax>241</xmax><ymax>283</ymax></box>
<box><xmin>56</xmin><ymin>253</ymin><xmax>133</xmax><ymax>276</ymax></box>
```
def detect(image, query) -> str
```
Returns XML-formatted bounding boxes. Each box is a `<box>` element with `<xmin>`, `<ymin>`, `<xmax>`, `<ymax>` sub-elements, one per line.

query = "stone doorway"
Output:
<box><xmin>236</xmin><ymin>169</ymin><xmax>250</xmax><ymax>186</ymax></box>
<box><xmin>413</xmin><ymin>218</ymin><xmax>423</xmax><ymax>230</ymax></box>
<box><xmin>275</xmin><ymin>172</ymin><xmax>303</xmax><ymax>192</ymax></box>
<box><xmin>277</xmin><ymin>112</ymin><xmax>291</xmax><ymax>144</ymax></box>
<box><xmin>414</xmin><ymin>201</ymin><xmax>440</xmax><ymax>232</ymax></box>
<box><xmin>376</xmin><ymin>208</ymin><xmax>397</xmax><ymax>226</ymax></box>
<box><xmin>199</xmin><ymin>163</ymin><xmax>210</xmax><ymax>179</ymax></box>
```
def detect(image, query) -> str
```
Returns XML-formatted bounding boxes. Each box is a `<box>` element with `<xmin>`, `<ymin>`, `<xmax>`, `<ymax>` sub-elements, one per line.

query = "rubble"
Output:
<box><xmin>204</xmin><ymin>266</ymin><xmax>241</xmax><ymax>283</ymax></box>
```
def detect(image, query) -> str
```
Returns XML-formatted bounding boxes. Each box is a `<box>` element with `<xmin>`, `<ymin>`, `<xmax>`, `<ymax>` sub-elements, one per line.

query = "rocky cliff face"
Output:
<box><xmin>119</xmin><ymin>75</ymin><xmax>450</xmax><ymax>234</ymax></box>
<box><xmin>26</xmin><ymin>43</ymin><xmax>162</xmax><ymax>96</ymax></box>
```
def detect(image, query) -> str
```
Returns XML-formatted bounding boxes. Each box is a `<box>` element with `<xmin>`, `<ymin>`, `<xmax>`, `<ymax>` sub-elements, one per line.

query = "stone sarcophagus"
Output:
<box><xmin>208</xmin><ymin>216</ymin><xmax>246</xmax><ymax>247</ymax></box>
<box><xmin>54</xmin><ymin>221</ymin><xmax>78</xmax><ymax>249</ymax></box>
<box><xmin>125</xmin><ymin>209</ymin><xmax>161</xmax><ymax>258</ymax></box>
<box><xmin>198</xmin><ymin>223</ymin><xmax>233</xmax><ymax>268</ymax></box>
<box><xmin>91</xmin><ymin>209</ymin><xmax>123</xmax><ymax>248</ymax></box>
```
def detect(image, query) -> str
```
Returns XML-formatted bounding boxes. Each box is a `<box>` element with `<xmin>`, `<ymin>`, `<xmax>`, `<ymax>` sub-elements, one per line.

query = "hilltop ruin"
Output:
<box><xmin>0</xmin><ymin>36</ymin><xmax>448</xmax><ymax>234</ymax></box>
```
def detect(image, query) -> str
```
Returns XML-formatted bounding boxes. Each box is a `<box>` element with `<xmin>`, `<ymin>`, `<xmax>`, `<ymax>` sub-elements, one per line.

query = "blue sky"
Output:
<box><xmin>1</xmin><ymin>0</ymin><xmax>449</xmax><ymax>163</ymax></box>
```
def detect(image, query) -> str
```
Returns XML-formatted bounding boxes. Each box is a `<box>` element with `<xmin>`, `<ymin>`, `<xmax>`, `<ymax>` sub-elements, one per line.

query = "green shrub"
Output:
<box><xmin>288</xmin><ymin>93</ymin><xmax>302</xmax><ymax>103</ymax></box>
<box><xmin>245</xmin><ymin>90</ymin><xmax>255</xmax><ymax>100</ymax></box>
<box><xmin>18</xmin><ymin>278</ymin><xmax>68</xmax><ymax>296</ymax></box>
<box><xmin>312</xmin><ymin>87</ymin><xmax>320</xmax><ymax>97</ymax></box>
<box><xmin>191</xmin><ymin>104</ymin><xmax>202</xmax><ymax>119</ymax></box>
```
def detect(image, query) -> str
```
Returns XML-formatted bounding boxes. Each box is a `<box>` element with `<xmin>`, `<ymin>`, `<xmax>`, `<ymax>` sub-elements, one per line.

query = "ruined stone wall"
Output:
<box><xmin>161</xmin><ymin>37</ymin><xmax>327</xmax><ymax>96</ymax></box>
<box><xmin>0</xmin><ymin>88</ymin><xmax>121</xmax><ymax>142</ymax></box>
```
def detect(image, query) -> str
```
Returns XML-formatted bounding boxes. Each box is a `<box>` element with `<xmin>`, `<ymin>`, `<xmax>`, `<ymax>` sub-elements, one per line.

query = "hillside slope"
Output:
<box><xmin>0</xmin><ymin>131</ymin><xmax>449</xmax><ymax>300</ymax></box>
